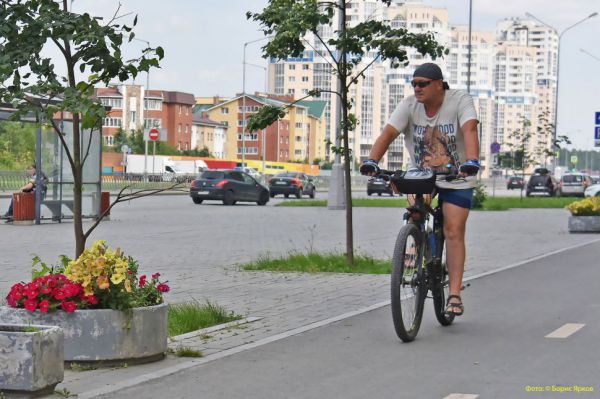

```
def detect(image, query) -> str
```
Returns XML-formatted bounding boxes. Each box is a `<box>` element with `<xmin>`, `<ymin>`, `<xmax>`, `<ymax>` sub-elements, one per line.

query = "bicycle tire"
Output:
<box><xmin>390</xmin><ymin>223</ymin><xmax>426</xmax><ymax>342</ymax></box>
<box><xmin>432</xmin><ymin>244</ymin><xmax>455</xmax><ymax>326</ymax></box>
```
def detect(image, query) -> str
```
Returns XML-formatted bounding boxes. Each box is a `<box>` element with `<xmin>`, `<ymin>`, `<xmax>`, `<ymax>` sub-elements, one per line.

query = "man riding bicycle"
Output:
<box><xmin>360</xmin><ymin>63</ymin><xmax>480</xmax><ymax>316</ymax></box>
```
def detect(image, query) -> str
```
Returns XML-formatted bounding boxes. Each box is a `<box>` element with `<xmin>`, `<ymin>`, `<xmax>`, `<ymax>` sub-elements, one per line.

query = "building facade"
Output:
<box><xmin>95</xmin><ymin>85</ymin><xmax>195</xmax><ymax>150</ymax></box>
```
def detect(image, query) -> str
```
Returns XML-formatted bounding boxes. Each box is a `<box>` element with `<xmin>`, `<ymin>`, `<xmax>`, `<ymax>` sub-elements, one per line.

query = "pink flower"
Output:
<box><xmin>83</xmin><ymin>295</ymin><xmax>98</xmax><ymax>305</ymax></box>
<box><xmin>39</xmin><ymin>299</ymin><xmax>50</xmax><ymax>313</ymax></box>
<box><xmin>25</xmin><ymin>288</ymin><xmax>39</xmax><ymax>299</ymax></box>
<box><xmin>24</xmin><ymin>299</ymin><xmax>38</xmax><ymax>312</ymax></box>
<box><xmin>139</xmin><ymin>275</ymin><xmax>147</xmax><ymax>287</ymax></box>
<box><xmin>157</xmin><ymin>283</ymin><xmax>170</xmax><ymax>293</ymax></box>
<box><xmin>152</xmin><ymin>273</ymin><xmax>161</xmax><ymax>279</ymax></box>
<box><xmin>61</xmin><ymin>301</ymin><xmax>77</xmax><ymax>313</ymax></box>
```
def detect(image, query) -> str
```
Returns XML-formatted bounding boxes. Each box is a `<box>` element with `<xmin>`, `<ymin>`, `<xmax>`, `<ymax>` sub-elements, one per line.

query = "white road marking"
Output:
<box><xmin>545</xmin><ymin>323</ymin><xmax>585</xmax><ymax>339</ymax></box>
<box><xmin>444</xmin><ymin>394</ymin><xmax>479</xmax><ymax>399</ymax></box>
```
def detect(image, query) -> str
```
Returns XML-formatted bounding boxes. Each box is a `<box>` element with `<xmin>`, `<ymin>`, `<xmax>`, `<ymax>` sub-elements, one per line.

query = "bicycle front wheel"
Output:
<box><xmin>390</xmin><ymin>223</ymin><xmax>426</xmax><ymax>342</ymax></box>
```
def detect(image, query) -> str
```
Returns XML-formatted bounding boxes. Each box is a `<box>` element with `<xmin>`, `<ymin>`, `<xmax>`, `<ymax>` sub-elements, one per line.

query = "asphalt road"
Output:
<box><xmin>101</xmin><ymin>241</ymin><xmax>600</xmax><ymax>399</ymax></box>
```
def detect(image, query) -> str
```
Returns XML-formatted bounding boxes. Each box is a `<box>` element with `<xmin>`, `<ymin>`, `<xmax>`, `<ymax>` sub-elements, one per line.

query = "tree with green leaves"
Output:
<box><xmin>246</xmin><ymin>0</ymin><xmax>446</xmax><ymax>265</ymax></box>
<box><xmin>0</xmin><ymin>0</ymin><xmax>164</xmax><ymax>257</ymax></box>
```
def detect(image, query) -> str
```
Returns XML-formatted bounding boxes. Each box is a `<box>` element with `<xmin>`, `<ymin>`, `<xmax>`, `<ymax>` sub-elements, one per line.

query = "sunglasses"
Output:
<box><xmin>411</xmin><ymin>80</ymin><xmax>434</xmax><ymax>88</ymax></box>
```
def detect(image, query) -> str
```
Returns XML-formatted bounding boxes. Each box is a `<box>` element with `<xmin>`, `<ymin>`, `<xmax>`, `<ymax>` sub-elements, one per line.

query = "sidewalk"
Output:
<box><xmin>0</xmin><ymin>197</ymin><xmax>595</xmax><ymax>398</ymax></box>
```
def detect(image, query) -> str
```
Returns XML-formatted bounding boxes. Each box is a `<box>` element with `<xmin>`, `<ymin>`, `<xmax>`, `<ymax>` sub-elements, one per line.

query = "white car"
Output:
<box><xmin>584</xmin><ymin>184</ymin><xmax>600</xmax><ymax>197</ymax></box>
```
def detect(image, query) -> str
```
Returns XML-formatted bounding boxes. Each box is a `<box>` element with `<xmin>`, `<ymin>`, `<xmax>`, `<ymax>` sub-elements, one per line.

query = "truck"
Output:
<box><xmin>125</xmin><ymin>155</ymin><xmax>207</xmax><ymax>182</ymax></box>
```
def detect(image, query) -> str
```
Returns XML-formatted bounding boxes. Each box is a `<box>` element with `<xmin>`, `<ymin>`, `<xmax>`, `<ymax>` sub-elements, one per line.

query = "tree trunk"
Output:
<box><xmin>339</xmin><ymin>1</ymin><xmax>354</xmax><ymax>266</ymax></box>
<box><xmin>72</xmin><ymin>113</ymin><xmax>85</xmax><ymax>258</ymax></box>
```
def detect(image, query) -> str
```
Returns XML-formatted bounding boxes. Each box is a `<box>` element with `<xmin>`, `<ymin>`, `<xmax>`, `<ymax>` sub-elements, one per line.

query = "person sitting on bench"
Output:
<box><xmin>4</xmin><ymin>164</ymin><xmax>47</xmax><ymax>222</ymax></box>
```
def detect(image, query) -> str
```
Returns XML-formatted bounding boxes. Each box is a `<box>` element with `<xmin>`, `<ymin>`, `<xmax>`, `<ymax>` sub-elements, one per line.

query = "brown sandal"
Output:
<box><xmin>445</xmin><ymin>295</ymin><xmax>464</xmax><ymax>316</ymax></box>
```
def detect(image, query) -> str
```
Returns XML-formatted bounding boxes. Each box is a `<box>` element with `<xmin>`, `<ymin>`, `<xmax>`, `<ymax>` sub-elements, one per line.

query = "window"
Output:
<box><xmin>288</xmin><ymin>64</ymin><xmax>296</xmax><ymax>70</ymax></box>
<box><xmin>178</xmin><ymin>105</ymin><xmax>183</xmax><ymax>115</ymax></box>
<box><xmin>221</xmin><ymin>107</ymin><xmax>229</xmax><ymax>114</ymax></box>
<box><xmin>103</xmin><ymin>117</ymin><xmax>122</xmax><ymax>127</ymax></box>
<box><xmin>303</xmin><ymin>64</ymin><xmax>309</xmax><ymax>70</ymax></box>
<box><xmin>302</xmin><ymin>76</ymin><xmax>309</xmax><ymax>82</ymax></box>
<box><xmin>130</xmin><ymin>111</ymin><xmax>136</xmax><ymax>122</ymax></box>
<box><xmin>237</xmin><ymin>147</ymin><xmax>258</xmax><ymax>154</ymax></box>
<box><xmin>104</xmin><ymin>135</ymin><xmax>114</xmax><ymax>146</ymax></box>
<box><xmin>287</xmin><ymin>88</ymin><xmax>295</xmax><ymax>95</ymax></box>
<box><xmin>178</xmin><ymin>123</ymin><xmax>182</xmax><ymax>133</ymax></box>
<box><xmin>237</xmin><ymin>133</ymin><xmax>258</xmax><ymax>140</ymax></box>
<box><xmin>288</xmin><ymin>76</ymin><xmax>296</xmax><ymax>82</ymax></box>
<box><xmin>100</xmin><ymin>98</ymin><xmax>123</xmax><ymax>109</ymax></box>
<box><xmin>295</xmin><ymin>122</ymin><xmax>303</xmax><ymax>129</ymax></box>
<box><xmin>144</xmin><ymin>119</ymin><xmax>161</xmax><ymax>128</ymax></box>
<box><xmin>144</xmin><ymin>99</ymin><xmax>161</xmax><ymax>110</ymax></box>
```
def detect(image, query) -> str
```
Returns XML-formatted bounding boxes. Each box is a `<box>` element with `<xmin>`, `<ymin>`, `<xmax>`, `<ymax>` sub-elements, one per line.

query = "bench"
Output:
<box><xmin>42</xmin><ymin>199</ymin><xmax>74</xmax><ymax>220</ymax></box>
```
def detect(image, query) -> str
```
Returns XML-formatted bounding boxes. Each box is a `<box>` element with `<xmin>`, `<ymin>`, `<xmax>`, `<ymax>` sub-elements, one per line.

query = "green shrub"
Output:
<box><xmin>472</xmin><ymin>183</ymin><xmax>487</xmax><ymax>209</ymax></box>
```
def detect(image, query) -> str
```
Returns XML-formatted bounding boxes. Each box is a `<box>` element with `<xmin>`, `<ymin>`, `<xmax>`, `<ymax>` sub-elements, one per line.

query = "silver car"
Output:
<box><xmin>558</xmin><ymin>173</ymin><xmax>592</xmax><ymax>197</ymax></box>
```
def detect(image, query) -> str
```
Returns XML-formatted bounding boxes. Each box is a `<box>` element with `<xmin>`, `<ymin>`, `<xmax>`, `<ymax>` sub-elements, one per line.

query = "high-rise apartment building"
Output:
<box><xmin>268</xmin><ymin>1</ymin><xmax>560</xmax><ymax>175</ymax></box>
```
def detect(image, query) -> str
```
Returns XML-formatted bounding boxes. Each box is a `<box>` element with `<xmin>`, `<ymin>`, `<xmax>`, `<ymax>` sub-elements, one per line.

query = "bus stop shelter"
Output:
<box><xmin>0</xmin><ymin>102</ymin><xmax>103</xmax><ymax>224</ymax></box>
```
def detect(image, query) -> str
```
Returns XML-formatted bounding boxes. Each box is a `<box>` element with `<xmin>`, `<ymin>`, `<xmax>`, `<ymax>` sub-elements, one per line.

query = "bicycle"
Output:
<box><xmin>379</xmin><ymin>168</ymin><xmax>463</xmax><ymax>342</ymax></box>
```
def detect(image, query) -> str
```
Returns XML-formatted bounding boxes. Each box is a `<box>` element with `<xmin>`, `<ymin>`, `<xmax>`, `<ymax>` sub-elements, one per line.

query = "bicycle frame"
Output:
<box><xmin>403</xmin><ymin>193</ymin><xmax>446</xmax><ymax>294</ymax></box>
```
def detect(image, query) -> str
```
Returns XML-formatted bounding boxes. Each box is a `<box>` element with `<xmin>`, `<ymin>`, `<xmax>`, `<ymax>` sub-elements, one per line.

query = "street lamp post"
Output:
<box><xmin>132</xmin><ymin>37</ymin><xmax>152</xmax><ymax>180</ymax></box>
<box><xmin>242</xmin><ymin>37</ymin><xmax>270</xmax><ymax>168</ymax></box>
<box><xmin>525</xmin><ymin>11</ymin><xmax>597</xmax><ymax>149</ymax></box>
<box><xmin>246</xmin><ymin>61</ymin><xmax>268</xmax><ymax>178</ymax></box>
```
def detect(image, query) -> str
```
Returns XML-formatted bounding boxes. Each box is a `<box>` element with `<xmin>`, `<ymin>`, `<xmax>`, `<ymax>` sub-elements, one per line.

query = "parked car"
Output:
<box><xmin>591</xmin><ymin>175</ymin><xmax>600</xmax><ymax>185</ymax></box>
<box><xmin>558</xmin><ymin>173</ymin><xmax>592</xmax><ymax>197</ymax></box>
<box><xmin>190</xmin><ymin>170</ymin><xmax>270</xmax><ymax>205</ymax></box>
<box><xmin>268</xmin><ymin>172</ymin><xmax>316</xmax><ymax>198</ymax></box>
<box><xmin>506</xmin><ymin>176</ymin><xmax>524</xmax><ymax>190</ymax></box>
<box><xmin>367</xmin><ymin>176</ymin><xmax>394</xmax><ymax>196</ymax></box>
<box><xmin>526</xmin><ymin>175</ymin><xmax>556</xmax><ymax>197</ymax></box>
<box><xmin>584</xmin><ymin>183</ymin><xmax>600</xmax><ymax>197</ymax></box>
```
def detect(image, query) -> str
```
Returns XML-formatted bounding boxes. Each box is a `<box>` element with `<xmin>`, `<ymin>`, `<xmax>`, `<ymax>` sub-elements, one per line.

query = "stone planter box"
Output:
<box><xmin>568</xmin><ymin>215</ymin><xmax>600</xmax><ymax>233</ymax></box>
<box><xmin>0</xmin><ymin>304</ymin><xmax>167</xmax><ymax>364</ymax></box>
<box><xmin>0</xmin><ymin>324</ymin><xmax>64</xmax><ymax>396</ymax></box>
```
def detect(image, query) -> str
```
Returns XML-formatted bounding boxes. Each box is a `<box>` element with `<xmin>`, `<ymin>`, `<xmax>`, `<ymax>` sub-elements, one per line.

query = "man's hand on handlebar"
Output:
<box><xmin>360</xmin><ymin>159</ymin><xmax>380</xmax><ymax>176</ymax></box>
<box><xmin>458</xmin><ymin>159</ymin><xmax>480</xmax><ymax>177</ymax></box>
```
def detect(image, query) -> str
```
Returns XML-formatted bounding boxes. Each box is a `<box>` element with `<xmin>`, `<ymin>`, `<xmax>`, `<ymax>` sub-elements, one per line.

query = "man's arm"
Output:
<box><xmin>20</xmin><ymin>182</ymin><xmax>34</xmax><ymax>192</ymax></box>
<box><xmin>368</xmin><ymin>124</ymin><xmax>400</xmax><ymax>162</ymax></box>
<box><xmin>462</xmin><ymin>119</ymin><xmax>479</xmax><ymax>160</ymax></box>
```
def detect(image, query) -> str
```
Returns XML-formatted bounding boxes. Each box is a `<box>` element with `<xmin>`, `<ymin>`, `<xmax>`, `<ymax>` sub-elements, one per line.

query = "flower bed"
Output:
<box><xmin>566</xmin><ymin>197</ymin><xmax>600</xmax><ymax>233</ymax></box>
<box><xmin>2</xmin><ymin>240</ymin><xmax>170</xmax><ymax>363</ymax></box>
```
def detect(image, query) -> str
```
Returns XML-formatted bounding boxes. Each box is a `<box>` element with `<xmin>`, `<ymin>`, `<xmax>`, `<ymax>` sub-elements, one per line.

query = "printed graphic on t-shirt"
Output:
<box><xmin>413</xmin><ymin>124</ymin><xmax>460</xmax><ymax>173</ymax></box>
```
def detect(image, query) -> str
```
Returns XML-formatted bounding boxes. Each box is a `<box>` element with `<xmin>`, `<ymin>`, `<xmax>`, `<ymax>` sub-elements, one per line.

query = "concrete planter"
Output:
<box><xmin>0</xmin><ymin>303</ymin><xmax>167</xmax><ymax>364</ymax></box>
<box><xmin>0</xmin><ymin>324</ymin><xmax>64</xmax><ymax>396</ymax></box>
<box><xmin>568</xmin><ymin>216</ymin><xmax>600</xmax><ymax>233</ymax></box>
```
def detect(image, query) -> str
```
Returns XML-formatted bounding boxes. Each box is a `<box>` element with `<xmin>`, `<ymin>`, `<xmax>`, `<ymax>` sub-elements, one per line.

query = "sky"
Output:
<box><xmin>73</xmin><ymin>0</ymin><xmax>600</xmax><ymax>150</ymax></box>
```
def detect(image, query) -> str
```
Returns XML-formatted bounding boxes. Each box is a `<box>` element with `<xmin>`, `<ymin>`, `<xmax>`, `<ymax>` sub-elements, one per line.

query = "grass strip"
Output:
<box><xmin>168</xmin><ymin>301</ymin><xmax>242</xmax><ymax>337</ymax></box>
<box><xmin>242</xmin><ymin>252</ymin><xmax>391</xmax><ymax>274</ymax></box>
<box><xmin>481</xmin><ymin>196</ymin><xmax>578</xmax><ymax>211</ymax></box>
<box><xmin>276</xmin><ymin>196</ymin><xmax>579</xmax><ymax>210</ymax></box>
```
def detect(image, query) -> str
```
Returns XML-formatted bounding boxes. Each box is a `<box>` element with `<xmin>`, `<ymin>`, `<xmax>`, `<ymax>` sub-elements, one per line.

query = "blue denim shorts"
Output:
<box><xmin>437</xmin><ymin>188</ymin><xmax>475</xmax><ymax>209</ymax></box>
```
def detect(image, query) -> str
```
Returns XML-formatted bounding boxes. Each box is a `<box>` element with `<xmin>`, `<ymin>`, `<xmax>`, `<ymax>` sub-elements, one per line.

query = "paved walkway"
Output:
<box><xmin>0</xmin><ymin>195</ymin><xmax>597</xmax><ymax>397</ymax></box>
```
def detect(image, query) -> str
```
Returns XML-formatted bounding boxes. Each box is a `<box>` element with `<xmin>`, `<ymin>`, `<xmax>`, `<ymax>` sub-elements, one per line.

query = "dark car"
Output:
<box><xmin>367</xmin><ymin>176</ymin><xmax>394</xmax><ymax>196</ymax></box>
<box><xmin>190</xmin><ymin>170</ymin><xmax>270</xmax><ymax>205</ymax></box>
<box><xmin>268</xmin><ymin>172</ymin><xmax>316</xmax><ymax>198</ymax></box>
<box><xmin>506</xmin><ymin>176</ymin><xmax>524</xmax><ymax>190</ymax></box>
<box><xmin>526</xmin><ymin>175</ymin><xmax>556</xmax><ymax>197</ymax></box>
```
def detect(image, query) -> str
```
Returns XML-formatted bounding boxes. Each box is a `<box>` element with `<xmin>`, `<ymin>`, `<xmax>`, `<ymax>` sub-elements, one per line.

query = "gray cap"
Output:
<box><xmin>413</xmin><ymin>63</ymin><xmax>449</xmax><ymax>89</ymax></box>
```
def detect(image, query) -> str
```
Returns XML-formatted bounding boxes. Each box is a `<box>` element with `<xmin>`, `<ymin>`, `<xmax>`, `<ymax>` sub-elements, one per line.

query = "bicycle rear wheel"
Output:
<box><xmin>432</xmin><ymin>244</ymin><xmax>455</xmax><ymax>326</ymax></box>
<box><xmin>390</xmin><ymin>223</ymin><xmax>426</xmax><ymax>342</ymax></box>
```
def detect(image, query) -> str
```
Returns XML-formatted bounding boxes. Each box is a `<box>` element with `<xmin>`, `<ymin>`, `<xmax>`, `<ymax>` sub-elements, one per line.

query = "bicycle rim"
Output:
<box><xmin>432</xmin><ymin>245</ymin><xmax>455</xmax><ymax>326</ymax></box>
<box><xmin>391</xmin><ymin>223</ymin><xmax>426</xmax><ymax>342</ymax></box>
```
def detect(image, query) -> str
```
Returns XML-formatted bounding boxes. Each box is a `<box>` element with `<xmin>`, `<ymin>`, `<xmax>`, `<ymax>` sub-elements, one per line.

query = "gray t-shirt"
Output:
<box><xmin>387</xmin><ymin>89</ymin><xmax>478</xmax><ymax>189</ymax></box>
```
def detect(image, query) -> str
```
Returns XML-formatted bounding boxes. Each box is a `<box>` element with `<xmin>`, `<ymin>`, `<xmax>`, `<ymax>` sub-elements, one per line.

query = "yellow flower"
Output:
<box><xmin>110</xmin><ymin>272</ymin><xmax>125</xmax><ymax>285</ymax></box>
